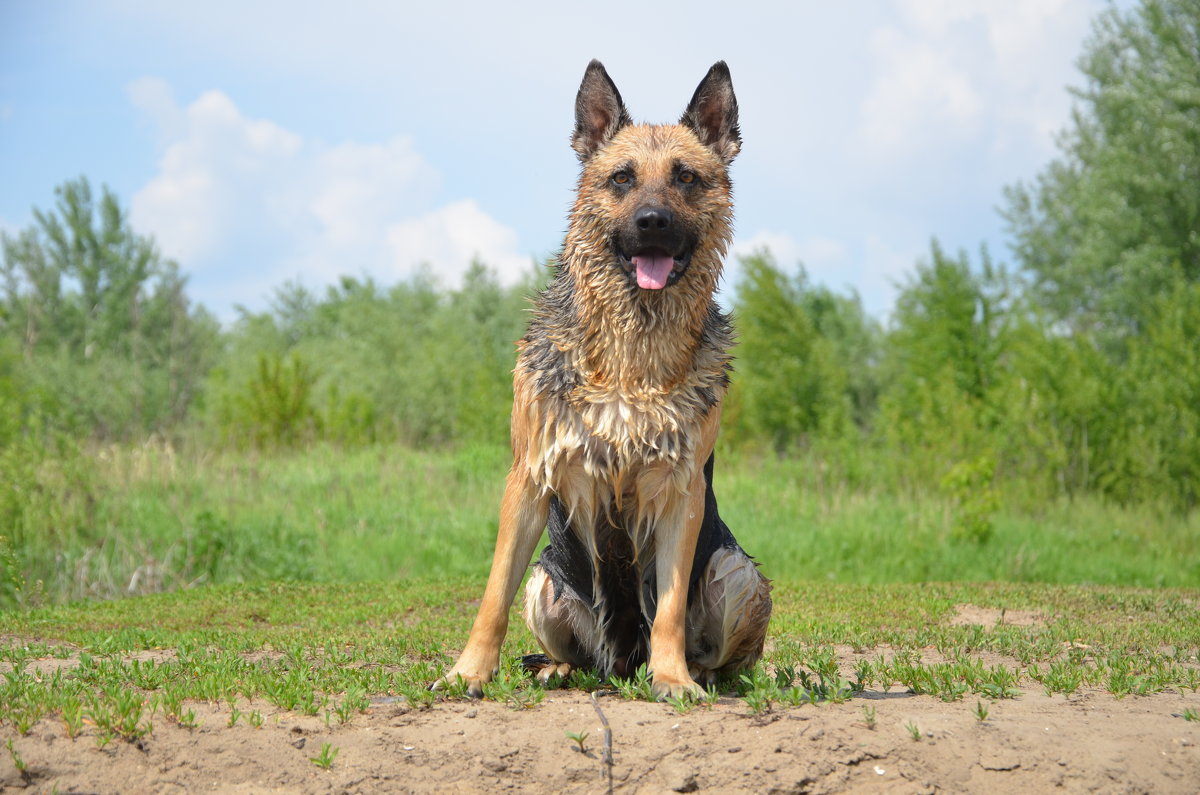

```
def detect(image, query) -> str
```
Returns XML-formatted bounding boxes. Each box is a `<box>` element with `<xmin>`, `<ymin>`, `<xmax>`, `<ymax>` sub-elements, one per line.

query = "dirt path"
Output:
<box><xmin>3</xmin><ymin>685</ymin><xmax>1197</xmax><ymax>793</ymax></box>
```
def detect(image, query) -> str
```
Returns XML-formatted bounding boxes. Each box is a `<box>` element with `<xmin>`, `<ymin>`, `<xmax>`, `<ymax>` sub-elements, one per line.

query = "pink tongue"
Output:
<box><xmin>632</xmin><ymin>255</ymin><xmax>674</xmax><ymax>290</ymax></box>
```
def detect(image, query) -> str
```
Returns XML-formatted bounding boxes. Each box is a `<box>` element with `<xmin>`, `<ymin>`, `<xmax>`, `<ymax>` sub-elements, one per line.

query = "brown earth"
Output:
<box><xmin>2</xmin><ymin>683</ymin><xmax>1198</xmax><ymax>794</ymax></box>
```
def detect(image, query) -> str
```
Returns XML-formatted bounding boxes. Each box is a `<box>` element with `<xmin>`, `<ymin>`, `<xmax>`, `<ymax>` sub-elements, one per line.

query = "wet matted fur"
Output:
<box><xmin>434</xmin><ymin>60</ymin><xmax>771</xmax><ymax>700</ymax></box>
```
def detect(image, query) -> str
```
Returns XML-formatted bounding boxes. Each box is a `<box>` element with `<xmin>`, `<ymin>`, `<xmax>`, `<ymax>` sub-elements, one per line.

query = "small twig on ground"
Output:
<box><xmin>590</xmin><ymin>691</ymin><xmax>614</xmax><ymax>795</ymax></box>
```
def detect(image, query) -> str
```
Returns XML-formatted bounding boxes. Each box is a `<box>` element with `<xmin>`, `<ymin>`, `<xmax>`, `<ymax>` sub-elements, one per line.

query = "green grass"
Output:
<box><xmin>309</xmin><ymin>742</ymin><xmax>340</xmax><ymax>770</ymax></box>
<box><xmin>5</xmin><ymin>442</ymin><xmax>1199</xmax><ymax>607</ymax></box>
<box><xmin>5</xmin><ymin>442</ymin><xmax>511</xmax><ymax>605</ymax></box>
<box><xmin>1</xmin><ymin>441</ymin><xmax>1197</xmax><ymax>737</ymax></box>
<box><xmin>0</xmin><ymin>580</ymin><xmax>1196</xmax><ymax>738</ymax></box>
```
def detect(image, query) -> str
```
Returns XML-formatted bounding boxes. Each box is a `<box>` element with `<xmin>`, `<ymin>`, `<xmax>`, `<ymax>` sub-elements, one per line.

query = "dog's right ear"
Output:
<box><xmin>572</xmin><ymin>60</ymin><xmax>632</xmax><ymax>161</ymax></box>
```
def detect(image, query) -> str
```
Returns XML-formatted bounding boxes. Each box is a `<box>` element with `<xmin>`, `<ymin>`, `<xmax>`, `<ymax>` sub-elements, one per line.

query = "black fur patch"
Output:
<box><xmin>522</xmin><ymin>260</ymin><xmax>580</xmax><ymax>399</ymax></box>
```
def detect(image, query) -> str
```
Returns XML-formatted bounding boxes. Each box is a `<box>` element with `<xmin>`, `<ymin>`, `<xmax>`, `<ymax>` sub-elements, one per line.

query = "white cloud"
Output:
<box><xmin>725</xmin><ymin>229</ymin><xmax>861</xmax><ymax>309</ymax></box>
<box><xmin>730</xmin><ymin>228</ymin><xmax>917</xmax><ymax>318</ymax></box>
<box><xmin>971</xmin><ymin>0</ymin><xmax>1076</xmax><ymax>69</ymax></box>
<box><xmin>126</xmin><ymin>77</ymin><xmax>184</xmax><ymax>143</ymax></box>
<box><xmin>858</xmin><ymin>0</ymin><xmax>1093</xmax><ymax>158</ymax></box>
<box><xmin>128</xmin><ymin>79</ymin><xmax>528</xmax><ymax>314</ymax></box>
<box><xmin>859</xmin><ymin>27</ymin><xmax>982</xmax><ymax>153</ymax></box>
<box><xmin>800</xmin><ymin>235</ymin><xmax>851</xmax><ymax>268</ymax></box>
<box><xmin>386</xmin><ymin>199</ymin><xmax>531</xmax><ymax>286</ymax></box>
<box><xmin>132</xmin><ymin>89</ymin><xmax>302</xmax><ymax>265</ymax></box>
<box><xmin>308</xmin><ymin>139</ymin><xmax>437</xmax><ymax>248</ymax></box>
<box><xmin>733</xmin><ymin>230</ymin><xmax>850</xmax><ymax>282</ymax></box>
<box><xmin>896</xmin><ymin>0</ymin><xmax>979</xmax><ymax>35</ymax></box>
<box><xmin>733</xmin><ymin>230</ymin><xmax>802</xmax><ymax>270</ymax></box>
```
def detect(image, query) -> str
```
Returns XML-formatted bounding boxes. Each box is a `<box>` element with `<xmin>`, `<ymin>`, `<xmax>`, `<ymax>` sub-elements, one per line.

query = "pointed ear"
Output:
<box><xmin>681</xmin><ymin>61</ymin><xmax>741</xmax><ymax>163</ymax></box>
<box><xmin>572</xmin><ymin>60</ymin><xmax>632</xmax><ymax>161</ymax></box>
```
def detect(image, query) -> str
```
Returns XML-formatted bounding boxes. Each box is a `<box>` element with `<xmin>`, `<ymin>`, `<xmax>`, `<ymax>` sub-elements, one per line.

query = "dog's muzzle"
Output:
<box><xmin>615</xmin><ymin>206</ymin><xmax>694</xmax><ymax>290</ymax></box>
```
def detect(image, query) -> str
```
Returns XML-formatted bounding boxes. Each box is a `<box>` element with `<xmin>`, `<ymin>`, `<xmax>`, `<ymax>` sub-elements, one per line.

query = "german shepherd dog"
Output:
<box><xmin>434</xmin><ymin>61</ymin><xmax>772</xmax><ymax>700</ymax></box>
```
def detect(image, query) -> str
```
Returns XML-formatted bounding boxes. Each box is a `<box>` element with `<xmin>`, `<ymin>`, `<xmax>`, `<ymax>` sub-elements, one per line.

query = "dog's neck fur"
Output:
<box><xmin>567</xmin><ymin>273</ymin><xmax>710</xmax><ymax>396</ymax></box>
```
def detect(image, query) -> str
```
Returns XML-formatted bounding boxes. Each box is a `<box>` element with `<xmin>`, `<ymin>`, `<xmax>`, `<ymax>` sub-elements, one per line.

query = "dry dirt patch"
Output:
<box><xmin>2</xmin><ymin>686</ymin><xmax>1197</xmax><ymax>794</ymax></box>
<box><xmin>949</xmin><ymin>604</ymin><xmax>1047</xmax><ymax>628</ymax></box>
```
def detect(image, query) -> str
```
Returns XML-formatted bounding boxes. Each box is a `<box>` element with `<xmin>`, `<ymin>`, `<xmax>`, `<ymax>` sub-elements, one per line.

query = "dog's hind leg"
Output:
<box><xmin>685</xmin><ymin>544</ymin><xmax>772</xmax><ymax>686</ymax></box>
<box><xmin>521</xmin><ymin>563</ymin><xmax>603</xmax><ymax>684</ymax></box>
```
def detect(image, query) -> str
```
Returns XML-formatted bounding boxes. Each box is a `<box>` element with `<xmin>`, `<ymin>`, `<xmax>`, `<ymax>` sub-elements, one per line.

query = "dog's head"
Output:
<box><xmin>566</xmin><ymin>61</ymin><xmax>739</xmax><ymax>296</ymax></box>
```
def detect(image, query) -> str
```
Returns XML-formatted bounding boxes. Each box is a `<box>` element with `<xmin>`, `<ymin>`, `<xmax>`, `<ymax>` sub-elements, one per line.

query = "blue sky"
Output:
<box><xmin>1</xmin><ymin>1</ymin><xmax>1118</xmax><ymax>321</ymax></box>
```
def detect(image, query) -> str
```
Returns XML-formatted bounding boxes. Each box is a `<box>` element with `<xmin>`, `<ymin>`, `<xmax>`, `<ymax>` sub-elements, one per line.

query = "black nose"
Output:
<box><xmin>634</xmin><ymin>206</ymin><xmax>673</xmax><ymax>232</ymax></box>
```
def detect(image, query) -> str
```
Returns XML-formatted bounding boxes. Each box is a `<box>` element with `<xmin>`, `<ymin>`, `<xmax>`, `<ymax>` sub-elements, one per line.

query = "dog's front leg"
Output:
<box><xmin>647</xmin><ymin>411</ymin><xmax>720</xmax><ymax>701</ymax></box>
<box><xmin>433</xmin><ymin>466</ymin><xmax>548</xmax><ymax>697</ymax></box>
<box><xmin>647</xmin><ymin>468</ymin><xmax>708</xmax><ymax>700</ymax></box>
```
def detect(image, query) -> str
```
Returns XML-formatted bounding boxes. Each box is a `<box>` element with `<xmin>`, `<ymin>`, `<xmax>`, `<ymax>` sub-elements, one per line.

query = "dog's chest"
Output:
<box><xmin>527</xmin><ymin>388</ymin><xmax>698</xmax><ymax>504</ymax></box>
<box><xmin>515</xmin><ymin>302</ymin><xmax>732</xmax><ymax>527</ymax></box>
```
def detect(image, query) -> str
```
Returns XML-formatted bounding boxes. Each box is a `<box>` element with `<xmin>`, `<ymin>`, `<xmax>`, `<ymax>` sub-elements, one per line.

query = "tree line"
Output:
<box><xmin>2</xmin><ymin>0</ymin><xmax>1197</xmax><ymax>512</ymax></box>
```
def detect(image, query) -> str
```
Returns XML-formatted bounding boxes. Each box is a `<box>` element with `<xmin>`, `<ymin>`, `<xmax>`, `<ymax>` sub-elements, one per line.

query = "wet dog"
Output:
<box><xmin>435</xmin><ymin>61</ymin><xmax>771</xmax><ymax>699</ymax></box>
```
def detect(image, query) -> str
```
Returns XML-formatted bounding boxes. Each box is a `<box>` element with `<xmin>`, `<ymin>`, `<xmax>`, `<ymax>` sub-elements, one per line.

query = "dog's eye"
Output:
<box><xmin>678</xmin><ymin>170</ymin><xmax>697</xmax><ymax>185</ymax></box>
<box><xmin>612</xmin><ymin>171</ymin><xmax>631</xmax><ymax>185</ymax></box>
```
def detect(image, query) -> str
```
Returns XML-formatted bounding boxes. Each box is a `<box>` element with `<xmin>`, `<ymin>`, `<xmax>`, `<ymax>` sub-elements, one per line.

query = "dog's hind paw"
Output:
<box><xmin>521</xmin><ymin>653</ymin><xmax>572</xmax><ymax>685</ymax></box>
<box><xmin>688</xmin><ymin>665</ymin><xmax>718</xmax><ymax>689</ymax></box>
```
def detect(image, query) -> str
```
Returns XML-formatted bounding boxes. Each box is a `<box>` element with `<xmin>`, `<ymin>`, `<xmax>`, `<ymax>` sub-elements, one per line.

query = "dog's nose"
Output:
<box><xmin>634</xmin><ymin>206</ymin><xmax>673</xmax><ymax>232</ymax></box>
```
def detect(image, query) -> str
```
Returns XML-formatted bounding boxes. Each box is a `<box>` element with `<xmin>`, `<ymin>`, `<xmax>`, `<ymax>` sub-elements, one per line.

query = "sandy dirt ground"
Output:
<box><xmin>2</xmin><ymin>679</ymin><xmax>1197</xmax><ymax>794</ymax></box>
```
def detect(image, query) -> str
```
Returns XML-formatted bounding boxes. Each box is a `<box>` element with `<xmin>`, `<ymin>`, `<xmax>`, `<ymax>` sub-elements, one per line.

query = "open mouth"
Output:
<box><xmin>615</xmin><ymin>245</ymin><xmax>693</xmax><ymax>290</ymax></box>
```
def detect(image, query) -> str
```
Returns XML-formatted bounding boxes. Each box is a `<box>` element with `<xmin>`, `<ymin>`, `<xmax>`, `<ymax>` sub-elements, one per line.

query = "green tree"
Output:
<box><xmin>884</xmin><ymin>242</ymin><xmax>1011</xmax><ymax>403</ymax></box>
<box><xmin>0</xmin><ymin>178</ymin><xmax>218</xmax><ymax>437</ymax></box>
<box><xmin>429</xmin><ymin>261</ymin><xmax>528</xmax><ymax>445</ymax></box>
<box><xmin>1105</xmin><ymin>280</ymin><xmax>1200</xmax><ymax>509</ymax></box>
<box><xmin>1003</xmin><ymin>0</ymin><xmax>1200</xmax><ymax>338</ymax></box>
<box><xmin>876</xmin><ymin>242</ymin><xmax>1013</xmax><ymax>487</ymax></box>
<box><xmin>730</xmin><ymin>250</ymin><xmax>872</xmax><ymax>450</ymax></box>
<box><xmin>992</xmin><ymin>314</ymin><xmax>1116</xmax><ymax>500</ymax></box>
<box><xmin>207</xmin><ymin>260</ymin><xmax>537</xmax><ymax>449</ymax></box>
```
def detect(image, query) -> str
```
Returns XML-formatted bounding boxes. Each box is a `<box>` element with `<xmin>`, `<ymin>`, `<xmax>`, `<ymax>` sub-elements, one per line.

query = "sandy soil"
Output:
<box><xmin>2</xmin><ymin>681</ymin><xmax>1197</xmax><ymax>794</ymax></box>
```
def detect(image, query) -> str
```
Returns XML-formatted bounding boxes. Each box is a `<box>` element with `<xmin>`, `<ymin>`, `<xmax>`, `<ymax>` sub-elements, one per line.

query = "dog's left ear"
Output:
<box><xmin>681</xmin><ymin>62</ymin><xmax>740</xmax><ymax>164</ymax></box>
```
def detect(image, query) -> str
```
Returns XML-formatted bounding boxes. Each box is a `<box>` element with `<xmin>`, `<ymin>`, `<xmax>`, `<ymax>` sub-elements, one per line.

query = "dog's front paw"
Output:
<box><xmin>429</xmin><ymin>672</ymin><xmax>485</xmax><ymax>699</ymax></box>
<box><xmin>650</xmin><ymin>671</ymin><xmax>704</xmax><ymax>701</ymax></box>
<box><xmin>430</xmin><ymin>656</ymin><xmax>498</xmax><ymax>699</ymax></box>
